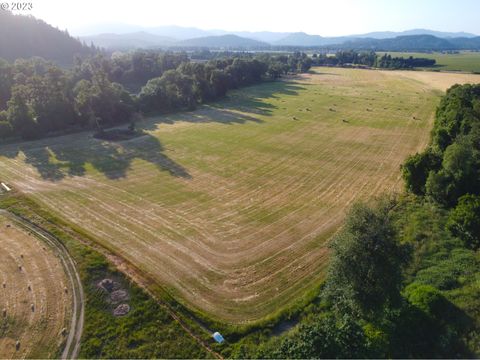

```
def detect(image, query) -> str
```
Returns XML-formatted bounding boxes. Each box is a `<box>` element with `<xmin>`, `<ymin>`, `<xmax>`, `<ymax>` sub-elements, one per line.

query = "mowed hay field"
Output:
<box><xmin>1</xmin><ymin>68</ymin><xmax>479</xmax><ymax>323</ymax></box>
<box><xmin>0</xmin><ymin>214</ymin><xmax>70</xmax><ymax>358</ymax></box>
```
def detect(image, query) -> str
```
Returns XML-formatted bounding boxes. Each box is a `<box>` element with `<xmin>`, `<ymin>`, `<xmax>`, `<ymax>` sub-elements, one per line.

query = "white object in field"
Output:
<box><xmin>212</xmin><ymin>331</ymin><xmax>224</xmax><ymax>343</ymax></box>
<box><xmin>1</xmin><ymin>183</ymin><xmax>11</xmax><ymax>192</ymax></box>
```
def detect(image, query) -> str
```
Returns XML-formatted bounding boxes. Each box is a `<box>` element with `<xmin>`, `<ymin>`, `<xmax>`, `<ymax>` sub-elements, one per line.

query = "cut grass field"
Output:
<box><xmin>0</xmin><ymin>195</ymin><xmax>212</xmax><ymax>358</ymax></box>
<box><xmin>0</xmin><ymin>213</ymin><xmax>71</xmax><ymax>358</ymax></box>
<box><xmin>1</xmin><ymin>67</ymin><xmax>479</xmax><ymax>323</ymax></box>
<box><xmin>381</xmin><ymin>51</ymin><xmax>480</xmax><ymax>73</ymax></box>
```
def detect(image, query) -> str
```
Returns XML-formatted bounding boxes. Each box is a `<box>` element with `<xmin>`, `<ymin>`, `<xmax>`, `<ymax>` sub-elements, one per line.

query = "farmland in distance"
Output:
<box><xmin>380</xmin><ymin>51</ymin><xmax>480</xmax><ymax>73</ymax></box>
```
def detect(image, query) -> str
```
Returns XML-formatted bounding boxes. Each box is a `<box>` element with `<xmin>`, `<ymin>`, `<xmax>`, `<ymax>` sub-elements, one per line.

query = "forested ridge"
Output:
<box><xmin>0</xmin><ymin>10</ymin><xmax>96</xmax><ymax>65</ymax></box>
<box><xmin>0</xmin><ymin>51</ymin><xmax>312</xmax><ymax>141</ymax></box>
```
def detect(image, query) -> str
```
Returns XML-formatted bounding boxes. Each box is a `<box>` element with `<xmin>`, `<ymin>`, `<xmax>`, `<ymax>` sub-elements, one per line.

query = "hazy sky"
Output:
<box><xmin>23</xmin><ymin>0</ymin><xmax>480</xmax><ymax>36</ymax></box>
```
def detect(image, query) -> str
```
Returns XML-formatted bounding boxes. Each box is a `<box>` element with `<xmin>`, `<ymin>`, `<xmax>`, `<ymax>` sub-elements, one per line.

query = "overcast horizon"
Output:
<box><xmin>18</xmin><ymin>0</ymin><xmax>480</xmax><ymax>37</ymax></box>
<box><xmin>70</xmin><ymin>24</ymin><xmax>480</xmax><ymax>38</ymax></box>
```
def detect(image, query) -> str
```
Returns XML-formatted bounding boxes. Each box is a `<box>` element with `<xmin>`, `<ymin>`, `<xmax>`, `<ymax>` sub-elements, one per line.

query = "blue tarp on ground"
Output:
<box><xmin>212</xmin><ymin>332</ymin><xmax>224</xmax><ymax>343</ymax></box>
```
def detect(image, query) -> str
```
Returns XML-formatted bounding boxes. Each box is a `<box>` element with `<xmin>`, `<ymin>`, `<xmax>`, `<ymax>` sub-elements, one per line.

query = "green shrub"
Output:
<box><xmin>404</xmin><ymin>283</ymin><xmax>447</xmax><ymax>317</ymax></box>
<box><xmin>402</xmin><ymin>149</ymin><xmax>441</xmax><ymax>195</ymax></box>
<box><xmin>324</xmin><ymin>199</ymin><xmax>408</xmax><ymax>319</ymax></box>
<box><xmin>263</xmin><ymin>314</ymin><xmax>369</xmax><ymax>359</ymax></box>
<box><xmin>415</xmin><ymin>249</ymin><xmax>477</xmax><ymax>290</ymax></box>
<box><xmin>447</xmin><ymin>194</ymin><xmax>480</xmax><ymax>249</ymax></box>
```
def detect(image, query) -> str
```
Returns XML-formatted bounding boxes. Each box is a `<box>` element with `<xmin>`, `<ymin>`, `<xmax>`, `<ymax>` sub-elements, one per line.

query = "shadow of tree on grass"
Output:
<box><xmin>0</xmin><ymin>133</ymin><xmax>191</xmax><ymax>181</ymax></box>
<box><xmin>0</xmin><ymin>79</ymin><xmax>305</xmax><ymax>181</ymax></box>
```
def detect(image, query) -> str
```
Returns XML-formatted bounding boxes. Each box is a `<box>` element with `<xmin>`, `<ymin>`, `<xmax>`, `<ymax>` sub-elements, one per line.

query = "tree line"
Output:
<box><xmin>376</xmin><ymin>53</ymin><xmax>436</xmax><ymax>69</ymax></box>
<box><xmin>402</xmin><ymin>84</ymin><xmax>480</xmax><ymax>250</ymax></box>
<box><xmin>312</xmin><ymin>50</ymin><xmax>377</xmax><ymax>67</ymax></box>
<box><xmin>273</xmin><ymin>83</ymin><xmax>480</xmax><ymax>358</ymax></box>
<box><xmin>0</xmin><ymin>51</ymin><xmax>312</xmax><ymax>140</ymax></box>
<box><xmin>227</xmin><ymin>83</ymin><xmax>479</xmax><ymax>359</ymax></box>
<box><xmin>312</xmin><ymin>50</ymin><xmax>436</xmax><ymax>69</ymax></box>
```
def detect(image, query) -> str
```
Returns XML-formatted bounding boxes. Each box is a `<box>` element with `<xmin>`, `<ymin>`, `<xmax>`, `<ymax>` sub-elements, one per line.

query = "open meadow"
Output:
<box><xmin>0</xmin><ymin>213</ymin><xmax>71</xmax><ymax>358</ymax></box>
<box><xmin>1</xmin><ymin>68</ymin><xmax>479</xmax><ymax>323</ymax></box>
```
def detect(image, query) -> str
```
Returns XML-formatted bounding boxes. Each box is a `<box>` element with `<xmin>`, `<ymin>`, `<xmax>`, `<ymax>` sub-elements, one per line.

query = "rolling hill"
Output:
<box><xmin>273</xmin><ymin>32</ymin><xmax>354</xmax><ymax>46</ymax></box>
<box><xmin>0</xmin><ymin>11</ymin><xmax>95</xmax><ymax>64</ymax></box>
<box><xmin>274</xmin><ymin>32</ymin><xmax>327</xmax><ymax>46</ymax></box>
<box><xmin>81</xmin><ymin>31</ymin><xmax>176</xmax><ymax>49</ymax></box>
<box><xmin>354</xmin><ymin>28</ymin><xmax>478</xmax><ymax>39</ymax></box>
<box><xmin>177</xmin><ymin>34</ymin><xmax>269</xmax><ymax>48</ymax></box>
<box><xmin>340</xmin><ymin>35</ymin><xmax>480</xmax><ymax>51</ymax></box>
<box><xmin>74</xmin><ymin>23</ymin><xmax>479</xmax><ymax>49</ymax></box>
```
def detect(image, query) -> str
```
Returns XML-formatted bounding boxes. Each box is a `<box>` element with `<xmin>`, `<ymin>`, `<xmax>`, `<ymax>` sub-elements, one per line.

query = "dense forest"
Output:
<box><xmin>312</xmin><ymin>50</ymin><xmax>436</xmax><ymax>69</ymax></box>
<box><xmin>221</xmin><ymin>83</ymin><xmax>480</xmax><ymax>359</ymax></box>
<box><xmin>0</xmin><ymin>51</ymin><xmax>312</xmax><ymax>140</ymax></box>
<box><xmin>0</xmin><ymin>11</ymin><xmax>96</xmax><ymax>65</ymax></box>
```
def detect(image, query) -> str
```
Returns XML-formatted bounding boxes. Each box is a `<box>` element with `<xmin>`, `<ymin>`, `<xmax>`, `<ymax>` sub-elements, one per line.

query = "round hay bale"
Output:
<box><xmin>113</xmin><ymin>303</ymin><xmax>130</xmax><ymax>317</ymax></box>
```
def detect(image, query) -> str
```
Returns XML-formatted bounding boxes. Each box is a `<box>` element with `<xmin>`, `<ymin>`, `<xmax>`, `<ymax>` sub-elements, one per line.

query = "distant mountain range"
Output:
<box><xmin>78</xmin><ymin>26</ymin><xmax>479</xmax><ymax>50</ymax></box>
<box><xmin>352</xmin><ymin>29</ymin><xmax>478</xmax><ymax>40</ymax></box>
<box><xmin>339</xmin><ymin>35</ymin><xmax>480</xmax><ymax>52</ymax></box>
<box><xmin>2</xmin><ymin>11</ymin><xmax>480</xmax><ymax>66</ymax></box>
<box><xmin>81</xmin><ymin>32</ymin><xmax>176</xmax><ymax>49</ymax></box>
<box><xmin>178</xmin><ymin>35</ymin><xmax>268</xmax><ymax>48</ymax></box>
<box><xmin>271</xmin><ymin>29</ymin><xmax>479</xmax><ymax>47</ymax></box>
